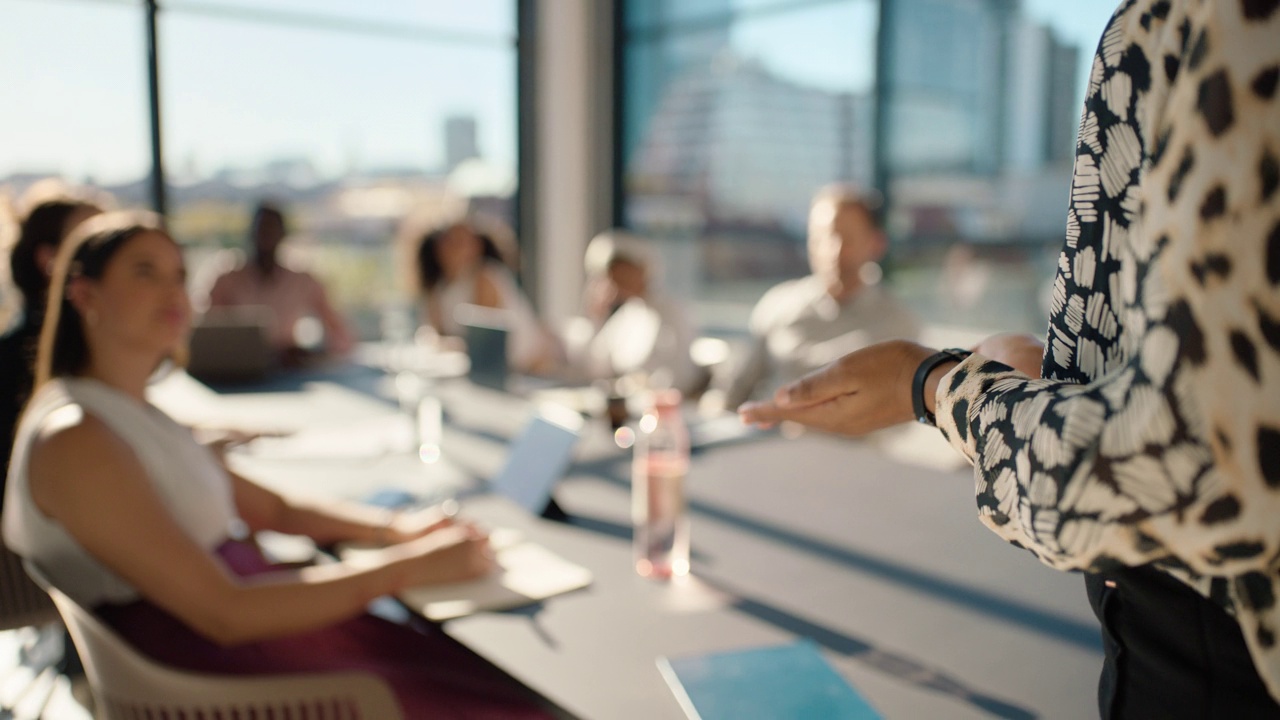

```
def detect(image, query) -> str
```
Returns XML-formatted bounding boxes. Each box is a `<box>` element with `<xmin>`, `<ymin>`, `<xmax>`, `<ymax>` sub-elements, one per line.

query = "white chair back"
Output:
<box><xmin>46</xmin><ymin>586</ymin><xmax>404</xmax><ymax>720</ymax></box>
<box><xmin>0</xmin><ymin>541</ymin><xmax>58</xmax><ymax>632</ymax></box>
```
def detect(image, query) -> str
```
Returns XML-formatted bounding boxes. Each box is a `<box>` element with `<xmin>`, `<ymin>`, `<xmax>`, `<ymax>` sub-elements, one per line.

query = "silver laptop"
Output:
<box><xmin>185</xmin><ymin>305</ymin><xmax>275</xmax><ymax>384</ymax></box>
<box><xmin>366</xmin><ymin>403</ymin><xmax>582</xmax><ymax>517</ymax></box>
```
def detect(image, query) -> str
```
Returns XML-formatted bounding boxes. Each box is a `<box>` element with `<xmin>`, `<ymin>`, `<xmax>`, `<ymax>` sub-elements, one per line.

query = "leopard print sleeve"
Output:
<box><xmin>934</xmin><ymin>0</ymin><xmax>1280</xmax><ymax>696</ymax></box>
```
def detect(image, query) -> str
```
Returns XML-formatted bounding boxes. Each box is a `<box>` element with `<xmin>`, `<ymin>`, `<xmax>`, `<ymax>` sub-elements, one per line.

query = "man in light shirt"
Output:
<box><xmin>207</xmin><ymin>202</ymin><xmax>354</xmax><ymax>365</ymax></box>
<box><xmin>718</xmin><ymin>184</ymin><xmax>919</xmax><ymax>410</ymax></box>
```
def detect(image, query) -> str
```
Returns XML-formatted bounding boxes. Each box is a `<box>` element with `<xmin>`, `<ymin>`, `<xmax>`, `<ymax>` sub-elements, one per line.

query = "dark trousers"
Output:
<box><xmin>1087</xmin><ymin>566</ymin><xmax>1279</xmax><ymax>719</ymax></box>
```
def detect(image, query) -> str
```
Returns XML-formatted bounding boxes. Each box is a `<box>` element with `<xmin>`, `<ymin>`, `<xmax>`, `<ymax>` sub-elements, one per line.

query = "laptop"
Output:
<box><xmin>365</xmin><ymin>402</ymin><xmax>583</xmax><ymax>519</ymax></box>
<box><xmin>186</xmin><ymin>305</ymin><xmax>275</xmax><ymax>384</ymax></box>
<box><xmin>349</xmin><ymin>404</ymin><xmax>592</xmax><ymax>620</ymax></box>
<box><xmin>454</xmin><ymin>303</ymin><xmax>509</xmax><ymax>391</ymax></box>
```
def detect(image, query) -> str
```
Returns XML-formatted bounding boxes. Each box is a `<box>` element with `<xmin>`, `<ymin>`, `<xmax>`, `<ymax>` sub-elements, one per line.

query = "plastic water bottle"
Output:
<box><xmin>632</xmin><ymin>389</ymin><xmax>690</xmax><ymax>579</ymax></box>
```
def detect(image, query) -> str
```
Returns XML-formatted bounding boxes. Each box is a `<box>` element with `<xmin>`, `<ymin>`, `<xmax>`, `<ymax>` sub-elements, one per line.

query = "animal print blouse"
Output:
<box><xmin>934</xmin><ymin>0</ymin><xmax>1280</xmax><ymax>701</ymax></box>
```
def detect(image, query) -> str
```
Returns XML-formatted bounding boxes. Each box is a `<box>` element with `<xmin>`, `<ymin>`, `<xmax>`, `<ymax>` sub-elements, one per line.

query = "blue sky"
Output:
<box><xmin>0</xmin><ymin>0</ymin><xmax>1121</xmax><ymax>185</ymax></box>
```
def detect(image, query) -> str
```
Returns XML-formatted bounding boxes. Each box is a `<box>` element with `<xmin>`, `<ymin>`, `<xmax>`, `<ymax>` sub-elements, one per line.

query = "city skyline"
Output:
<box><xmin>2</xmin><ymin>0</ymin><xmax>1121</xmax><ymax>189</ymax></box>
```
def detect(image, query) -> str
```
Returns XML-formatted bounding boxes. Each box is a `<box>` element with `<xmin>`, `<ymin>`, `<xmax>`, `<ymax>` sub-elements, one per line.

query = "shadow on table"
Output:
<box><xmin>701</xmin><ymin>574</ymin><xmax>1039</xmax><ymax>720</ymax></box>
<box><xmin>575</xmin><ymin>456</ymin><xmax>1101</xmax><ymax>655</ymax></box>
<box><xmin>200</xmin><ymin>363</ymin><xmax>391</xmax><ymax>398</ymax></box>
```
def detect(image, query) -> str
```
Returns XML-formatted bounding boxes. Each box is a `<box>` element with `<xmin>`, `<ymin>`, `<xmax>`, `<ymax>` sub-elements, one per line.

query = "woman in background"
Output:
<box><xmin>1</xmin><ymin>191</ymin><xmax>102</xmax><ymax>501</ymax></box>
<box><xmin>3</xmin><ymin>211</ymin><xmax>555</xmax><ymax>718</ymax></box>
<box><xmin>416</xmin><ymin>220</ymin><xmax>560</xmax><ymax>374</ymax></box>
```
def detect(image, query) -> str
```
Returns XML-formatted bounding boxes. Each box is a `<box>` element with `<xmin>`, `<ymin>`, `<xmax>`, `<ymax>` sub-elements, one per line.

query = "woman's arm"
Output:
<box><xmin>230</xmin><ymin>471</ymin><xmax>454</xmax><ymax>546</ymax></box>
<box><xmin>27</xmin><ymin>415</ymin><xmax>491</xmax><ymax>647</ymax></box>
<box><xmin>744</xmin><ymin>3</ymin><xmax>1280</xmax><ymax>580</ymax></box>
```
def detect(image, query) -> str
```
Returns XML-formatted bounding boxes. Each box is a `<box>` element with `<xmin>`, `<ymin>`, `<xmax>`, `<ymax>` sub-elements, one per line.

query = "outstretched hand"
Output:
<box><xmin>738</xmin><ymin>340</ymin><xmax>935</xmax><ymax>437</ymax></box>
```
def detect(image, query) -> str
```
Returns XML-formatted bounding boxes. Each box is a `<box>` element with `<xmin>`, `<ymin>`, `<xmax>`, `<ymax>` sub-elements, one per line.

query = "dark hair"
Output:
<box><xmin>415</xmin><ymin>223</ymin><xmax>505</xmax><ymax>293</ymax></box>
<box><xmin>36</xmin><ymin>211</ymin><xmax>168</xmax><ymax>387</ymax></box>
<box><xmin>10</xmin><ymin>198</ymin><xmax>102</xmax><ymax>320</ymax></box>
<box><xmin>251</xmin><ymin>201</ymin><xmax>287</xmax><ymax>237</ymax></box>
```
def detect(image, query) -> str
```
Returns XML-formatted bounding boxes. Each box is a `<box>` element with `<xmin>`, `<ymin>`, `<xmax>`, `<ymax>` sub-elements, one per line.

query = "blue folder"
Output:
<box><xmin>657</xmin><ymin>640</ymin><xmax>882</xmax><ymax>720</ymax></box>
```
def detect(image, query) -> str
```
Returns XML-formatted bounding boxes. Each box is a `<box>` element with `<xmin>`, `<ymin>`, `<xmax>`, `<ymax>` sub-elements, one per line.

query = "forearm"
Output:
<box><xmin>269</xmin><ymin>498</ymin><xmax>392</xmax><ymax>546</ymax></box>
<box><xmin>194</xmin><ymin>548</ymin><xmax>415</xmax><ymax>646</ymax></box>
<box><xmin>934</xmin><ymin>350</ymin><xmax>1278</xmax><ymax>576</ymax></box>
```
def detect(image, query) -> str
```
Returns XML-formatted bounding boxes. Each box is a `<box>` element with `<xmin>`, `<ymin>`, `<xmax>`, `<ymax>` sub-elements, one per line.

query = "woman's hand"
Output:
<box><xmin>390</xmin><ymin>521</ymin><xmax>495</xmax><ymax>588</ymax></box>
<box><xmin>971</xmin><ymin>333</ymin><xmax>1043</xmax><ymax>378</ymax></box>
<box><xmin>739</xmin><ymin>340</ymin><xmax>935</xmax><ymax>437</ymax></box>
<box><xmin>381</xmin><ymin>501</ymin><xmax>461</xmax><ymax>544</ymax></box>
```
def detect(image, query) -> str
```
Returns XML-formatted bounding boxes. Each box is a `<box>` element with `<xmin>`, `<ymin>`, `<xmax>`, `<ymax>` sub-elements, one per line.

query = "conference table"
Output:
<box><xmin>150</xmin><ymin>358</ymin><xmax>1103</xmax><ymax>720</ymax></box>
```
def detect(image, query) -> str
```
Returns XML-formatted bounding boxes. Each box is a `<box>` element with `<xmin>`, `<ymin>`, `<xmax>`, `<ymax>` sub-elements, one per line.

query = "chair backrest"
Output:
<box><xmin>0</xmin><ymin>541</ymin><xmax>58</xmax><ymax>632</ymax></box>
<box><xmin>46</xmin><ymin>587</ymin><xmax>404</xmax><ymax>720</ymax></box>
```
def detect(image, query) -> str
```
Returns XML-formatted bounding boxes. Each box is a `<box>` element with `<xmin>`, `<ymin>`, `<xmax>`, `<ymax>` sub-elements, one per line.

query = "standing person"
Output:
<box><xmin>742</xmin><ymin>1</ymin><xmax>1280</xmax><ymax>715</ymax></box>
<box><xmin>1</xmin><ymin>193</ymin><xmax>102</xmax><ymax>504</ymax></box>
<box><xmin>207</xmin><ymin>202</ymin><xmax>355</xmax><ymax>365</ymax></box>
<box><xmin>415</xmin><ymin>220</ymin><xmax>560</xmax><ymax>374</ymax></box>
<box><xmin>714</xmin><ymin>184</ymin><xmax>919</xmax><ymax>411</ymax></box>
<box><xmin>2</xmin><ymin>211</ymin><xmax>556</xmax><ymax>717</ymax></box>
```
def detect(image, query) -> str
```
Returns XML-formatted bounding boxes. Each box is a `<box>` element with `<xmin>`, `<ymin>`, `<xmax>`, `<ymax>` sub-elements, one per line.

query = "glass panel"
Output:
<box><xmin>884</xmin><ymin>0</ymin><xmax>1117</xmax><ymax>336</ymax></box>
<box><xmin>160</xmin><ymin>7</ymin><xmax>517</xmax><ymax>341</ymax></box>
<box><xmin>623</xmin><ymin>0</ymin><xmax>878</xmax><ymax>331</ymax></box>
<box><xmin>0</xmin><ymin>0</ymin><xmax>149</xmax><ymax>191</ymax></box>
<box><xmin>620</xmin><ymin>0</ymin><xmax>1119</xmax><ymax>339</ymax></box>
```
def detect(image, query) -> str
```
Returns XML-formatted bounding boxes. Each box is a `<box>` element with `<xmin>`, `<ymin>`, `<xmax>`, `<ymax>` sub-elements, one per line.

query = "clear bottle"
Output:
<box><xmin>632</xmin><ymin>389</ymin><xmax>690</xmax><ymax>579</ymax></box>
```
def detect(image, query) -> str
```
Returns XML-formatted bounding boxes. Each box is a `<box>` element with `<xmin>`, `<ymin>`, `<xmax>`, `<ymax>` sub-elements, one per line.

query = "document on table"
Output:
<box><xmin>341</xmin><ymin>529</ymin><xmax>593</xmax><ymax>621</ymax></box>
<box><xmin>657</xmin><ymin>640</ymin><xmax>882</xmax><ymax>720</ymax></box>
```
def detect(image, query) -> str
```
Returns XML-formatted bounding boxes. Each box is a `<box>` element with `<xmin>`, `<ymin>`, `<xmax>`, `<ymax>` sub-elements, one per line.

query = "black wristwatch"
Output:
<box><xmin>912</xmin><ymin>348</ymin><xmax>972</xmax><ymax>426</ymax></box>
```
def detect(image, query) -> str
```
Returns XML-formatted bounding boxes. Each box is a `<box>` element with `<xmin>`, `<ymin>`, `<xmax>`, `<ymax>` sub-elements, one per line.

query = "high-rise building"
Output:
<box><xmin>629</xmin><ymin>52</ymin><xmax>873</xmax><ymax>233</ymax></box>
<box><xmin>443</xmin><ymin>115</ymin><xmax>479</xmax><ymax>172</ymax></box>
<box><xmin>1006</xmin><ymin>19</ymin><xmax>1081</xmax><ymax>171</ymax></box>
<box><xmin>883</xmin><ymin>0</ymin><xmax>1019</xmax><ymax>176</ymax></box>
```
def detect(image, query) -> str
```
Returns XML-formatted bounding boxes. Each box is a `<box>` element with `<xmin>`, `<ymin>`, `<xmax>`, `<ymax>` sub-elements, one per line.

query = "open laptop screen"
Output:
<box><xmin>487</xmin><ymin>404</ymin><xmax>583</xmax><ymax>515</ymax></box>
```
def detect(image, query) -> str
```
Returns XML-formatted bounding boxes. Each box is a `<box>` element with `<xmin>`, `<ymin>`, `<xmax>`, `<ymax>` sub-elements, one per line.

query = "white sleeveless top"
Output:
<box><xmin>2</xmin><ymin>377</ymin><xmax>239</xmax><ymax>607</ymax></box>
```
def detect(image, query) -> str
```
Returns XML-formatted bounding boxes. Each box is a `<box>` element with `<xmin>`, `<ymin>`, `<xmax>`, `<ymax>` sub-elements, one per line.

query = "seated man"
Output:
<box><xmin>206</xmin><ymin>202</ymin><xmax>354</xmax><ymax>364</ymax></box>
<box><xmin>716</xmin><ymin>184</ymin><xmax>920</xmax><ymax>410</ymax></box>
<box><xmin>573</xmin><ymin>230</ymin><xmax>700</xmax><ymax>395</ymax></box>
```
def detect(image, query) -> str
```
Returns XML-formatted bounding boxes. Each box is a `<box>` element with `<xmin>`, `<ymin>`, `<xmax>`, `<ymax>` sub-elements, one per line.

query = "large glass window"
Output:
<box><xmin>622</xmin><ymin>0</ymin><xmax>879</xmax><ymax>331</ymax></box>
<box><xmin>0</xmin><ymin>0</ymin><xmax>149</xmax><ymax>193</ymax></box>
<box><xmin>0</xmin><ymin>0</ymin><xmax>517</xmax><ymax>342</ymax></box>
<box><xmin>620</xmin><ymin>0</ymin><xmax>1118</xmax><ymax>337</ymax></box>
<box><xmin>160</xmin><ymin>1</ymin><xmax>517</xmax><ymax>340</ymax></box>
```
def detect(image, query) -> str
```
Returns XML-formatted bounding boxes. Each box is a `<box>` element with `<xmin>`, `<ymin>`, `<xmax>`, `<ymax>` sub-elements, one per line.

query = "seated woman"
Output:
<box><xmin>415</xmin><ymin>220</ymin><xmax>560</xmax><ymax>374</ymax></box>
<box><xmin>2</xmin><ymin>211</ymin><xmax>554</xmax><ymax>718</ymax></box>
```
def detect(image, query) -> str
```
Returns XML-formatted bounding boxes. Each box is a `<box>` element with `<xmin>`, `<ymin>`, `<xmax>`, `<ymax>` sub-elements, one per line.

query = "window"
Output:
<box><xmin>160</xmin><ymin>1</ymin><xmax>517</xmax><ymax>340</ymax></box>
<box><xmin>622</xmin><ymin>0</ymin><xmax>878</xmax><ymax>331</ymax></box>
<box><xmin>0</xmin><ymin>0</ymin><xmax>518</xmax><ymax>342</ymax></box>
<box><xmin>619</xmin><ymin>0</ymin><xmax>1118</xmax><ymax>337</ymax></box>
<box><xmin>0</xmin><ymin>0</ymin><xmax>149</xmax><ymax>192</ymax></box>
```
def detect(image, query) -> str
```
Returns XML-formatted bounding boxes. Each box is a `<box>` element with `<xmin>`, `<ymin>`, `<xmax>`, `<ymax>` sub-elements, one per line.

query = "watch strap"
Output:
<box><xmin>912</xmin><ymin>348</ymin><xmax>972</xmax><ymax>426</ymax></box>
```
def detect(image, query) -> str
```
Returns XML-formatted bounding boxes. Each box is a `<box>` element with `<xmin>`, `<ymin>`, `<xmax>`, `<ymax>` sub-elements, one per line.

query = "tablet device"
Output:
<box><xmin>454</xmin><ymin>304</ymin><xmax>509</xmax><ymax>391</ymax></box>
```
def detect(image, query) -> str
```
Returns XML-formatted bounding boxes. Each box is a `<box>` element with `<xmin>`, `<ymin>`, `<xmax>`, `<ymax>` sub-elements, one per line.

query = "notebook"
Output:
<box><xmin>186</xmin><ymin>305</ymin><xmax>275</xmax><ymax>384</ymax></box>
<box><xmin>657</xmin><ymin>640</ymin><xmax>882</xmax><ymax>720</ymax></box>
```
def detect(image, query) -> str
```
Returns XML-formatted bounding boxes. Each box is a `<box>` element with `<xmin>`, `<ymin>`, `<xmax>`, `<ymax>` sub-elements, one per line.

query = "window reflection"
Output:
<box><xmin>620</xmin><ymin>0</ymin><xmax>1116</xmax><ymax>337</ymax></box>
